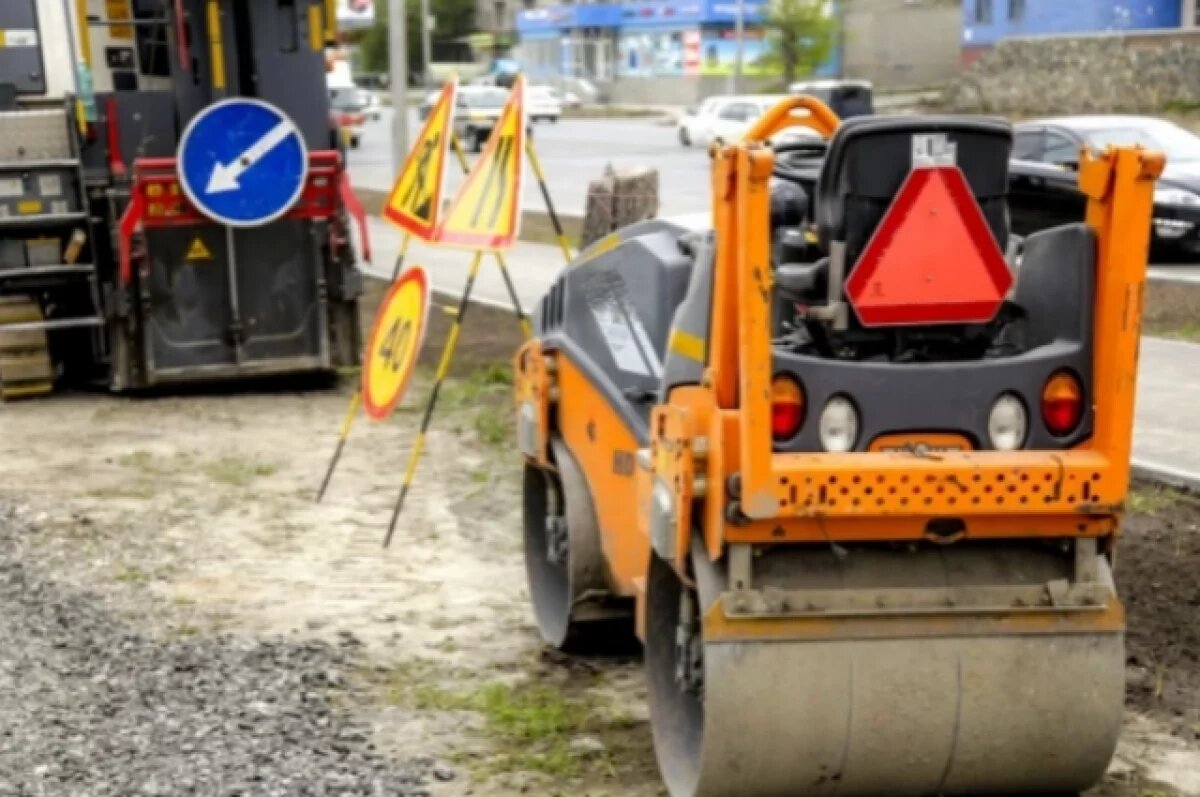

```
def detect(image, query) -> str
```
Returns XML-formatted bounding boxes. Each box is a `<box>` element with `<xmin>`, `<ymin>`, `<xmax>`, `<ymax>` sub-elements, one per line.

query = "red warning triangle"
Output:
<box><xmin>844</xmin><ymin>166</ymin><xmax>1012</xmax><ymax>327</ymax></box>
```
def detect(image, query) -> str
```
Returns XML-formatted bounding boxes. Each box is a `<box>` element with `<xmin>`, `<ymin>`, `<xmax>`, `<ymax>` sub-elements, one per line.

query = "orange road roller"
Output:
<box><xmin>514</xmin><ymin>96</ymin><xmax>1161</xmax><ymax>796</ymax></box>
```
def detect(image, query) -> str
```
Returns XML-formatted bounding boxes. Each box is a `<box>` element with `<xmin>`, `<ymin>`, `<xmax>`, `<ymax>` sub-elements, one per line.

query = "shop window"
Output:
<box><xmin>974</xmin><ymin>0</ymin><xmax>993</xmax><ymax>24</ymax></box>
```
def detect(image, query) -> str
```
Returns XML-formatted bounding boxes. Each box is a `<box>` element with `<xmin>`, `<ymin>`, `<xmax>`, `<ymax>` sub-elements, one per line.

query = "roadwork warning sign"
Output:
<box><xmin>432</xmin><ymin>77</ymin><xmax>526</xmax><ymax>251</ymax></box>
<box><xmin>383</xmin><ymin>80</ymin><xmax>457</xmax><ymax>240</ymax></box>
<box><xmin>362</xmin><ymin>266</ymin><xmax>431</xmax><ymax>421</ymax></box>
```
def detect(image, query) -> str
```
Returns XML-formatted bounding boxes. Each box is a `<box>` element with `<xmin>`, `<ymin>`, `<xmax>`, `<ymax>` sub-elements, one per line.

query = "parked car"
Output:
<box><xmin>788</xmin><ymin>78</ymin><xmax>874</xmax><ymax>119</ymax></box>
<box><xmin>453</xmin><ymin>86</ymin><xmax>512</xmax><ymax>152</ymax></box>
<box><xmin>417</xmin><ymin>90</ymin><xmax>438</xmax><ymax>122</ymax></box>
<box><xmin>528</xmin><ymin>85</ymin><xmax>564</xmax><ymax>123</ymax></box>
<box><xmin>329</xmin><ymin>86</ymin><xmax>367</xmax><ymax>148</ymax></box>
<box><xmin>560</xmin><ymin>88</ymin><xmax>582</xmax><ymax>108</ymax></box>
<box><xmin>678</xmin><ymin>95</ymin><xmax>819</xmax><ymax>148</ymax></box>
<box><xmin>1008</xmin><ymin>116</ymin><xmax>1200</xmax><ymax>259</ymax></box>
<box><xmin>358</xmin><ymin>88</ymin><xmax>382</xmax><ymax>122</ymax></box>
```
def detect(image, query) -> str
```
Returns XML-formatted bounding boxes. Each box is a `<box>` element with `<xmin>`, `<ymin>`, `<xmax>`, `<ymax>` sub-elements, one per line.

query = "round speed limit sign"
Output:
<box><xmin>363</xmin><ymin>266</ymin><xmax>430</xmax><ymax>421</ymax></box>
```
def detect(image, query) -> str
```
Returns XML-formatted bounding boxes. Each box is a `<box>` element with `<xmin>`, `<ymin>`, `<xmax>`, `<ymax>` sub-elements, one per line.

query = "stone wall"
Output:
<box><xmin>944</xmin><ymin>30</ymin><xmax>1200</xmax><ymax>115</ymax></box>
<box><xmin>608</xmin><ymin>75</ymin><xmax>780</xmax><ymax>105</ymax></box>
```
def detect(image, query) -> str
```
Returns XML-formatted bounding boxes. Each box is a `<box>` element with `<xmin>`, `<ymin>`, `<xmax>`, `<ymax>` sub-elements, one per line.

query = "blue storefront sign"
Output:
<box><xmin>962</xmin><ymin>0</ymin><xmax>1183</xmax><ymax>46</ymax></box>
<box><xmin>517</xmin><ymin>0</ymin><xmax>766</xmax><ymax>34</ymax></box>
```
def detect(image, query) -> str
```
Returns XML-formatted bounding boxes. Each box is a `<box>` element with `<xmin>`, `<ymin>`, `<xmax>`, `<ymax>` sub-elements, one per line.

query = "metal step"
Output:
<box><xmin>0</xmin><ymin>158</ymin><xmax>81</xmax><ymax>171</ymax></box>
<box><xmin>0</xmin><ymin>264</ymin><xmax>95</xmax><ymax>281</ymax></box>
<box><xmin>0</xmin><ymin>316</ymin><xmax>104</xmax><ymax>334</ymax></box>
<box><xmin>0</xmin><ymin>296</ymin><xmax>53</xmax><ymax>400</ymax></box>
<box><xmin>0</xmin><ymin>212</ymin><xmax>88</xmax><ymax>228</ymax></box>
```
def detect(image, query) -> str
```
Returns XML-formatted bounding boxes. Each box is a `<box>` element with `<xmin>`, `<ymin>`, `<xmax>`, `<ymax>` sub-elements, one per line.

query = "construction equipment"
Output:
<box><xmin>514</xmin><ymin>95</ymin><xmax>1160</xmax><ymax>796</ymax></box>
<box><xmin>0</xmin><ymin>0</ymin><xmax>363</xmax><ymax>399</ymax></box>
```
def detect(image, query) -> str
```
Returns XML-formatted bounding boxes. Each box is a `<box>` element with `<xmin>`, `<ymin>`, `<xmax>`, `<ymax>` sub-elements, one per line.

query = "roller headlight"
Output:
<box><xmin>818</xmin><ymin>396</ymin><xmax>859</xmax><ymax>453</ymax></box>
<box><xmin>988</xmin><ymin>393</ymin><xmax>1028</xmax><ymax>451</ymax></box>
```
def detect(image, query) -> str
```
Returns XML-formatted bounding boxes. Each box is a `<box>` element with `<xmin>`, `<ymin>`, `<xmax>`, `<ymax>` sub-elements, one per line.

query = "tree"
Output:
<box><xmin>764</xmin><ymin>0</ymin><xmax>837</xmax><ymax>85</ymax></box>
<box><xmin>358</xmin><ymin>0</ymin><xmax>477</xmax><ymax>81</ymax></box>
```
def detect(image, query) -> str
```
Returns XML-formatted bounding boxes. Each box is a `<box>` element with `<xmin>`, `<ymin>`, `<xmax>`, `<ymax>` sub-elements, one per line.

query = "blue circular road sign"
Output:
<box><xmin>177</xmin><ymin>98</ymin><xmax>309</xmax><ymax>227</ymax></box>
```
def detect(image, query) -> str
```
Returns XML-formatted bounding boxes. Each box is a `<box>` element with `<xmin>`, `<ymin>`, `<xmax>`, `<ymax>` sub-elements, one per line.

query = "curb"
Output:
<box><xmin>354</xmin><ymin>188</ymin><xmax>583</xmax><ymax>249</ymax></box>
<box><xmin>1132</xmin><ymin>459</ymin><xmax>1200</xmax><ymax>494</ymax></box>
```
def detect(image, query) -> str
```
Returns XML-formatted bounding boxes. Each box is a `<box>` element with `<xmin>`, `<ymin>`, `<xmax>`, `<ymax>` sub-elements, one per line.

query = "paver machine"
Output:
<box><xmin>0</xmin><ymin>0</ymin><xmax>364</xmax><ymax>398</ymax></box>
<box><xmin>514</xmin><ymin>96</ymin><xmax>1160</xmax><ymax>795</ymax></box>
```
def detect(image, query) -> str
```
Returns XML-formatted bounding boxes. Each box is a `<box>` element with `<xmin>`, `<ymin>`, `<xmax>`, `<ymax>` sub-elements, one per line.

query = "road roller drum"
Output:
<box><xmin>645</xmin><ymin>544</ymin><xmax>1125</xmax><ymax>796</ymax></box>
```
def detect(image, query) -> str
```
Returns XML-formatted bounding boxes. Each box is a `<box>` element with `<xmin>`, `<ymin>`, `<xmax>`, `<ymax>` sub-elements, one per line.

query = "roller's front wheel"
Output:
<box><xmin>522</xmin><ymin>440</ymin><xmax>633</xmax><ymax>653</ymax></box>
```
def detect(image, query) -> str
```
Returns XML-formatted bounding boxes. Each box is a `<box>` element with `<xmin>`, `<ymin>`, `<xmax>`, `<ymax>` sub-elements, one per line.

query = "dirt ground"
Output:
<box><xmin>0</xmin><ymin>301</ymin><xmax>1197</xmax><ymax>796</ymax></box>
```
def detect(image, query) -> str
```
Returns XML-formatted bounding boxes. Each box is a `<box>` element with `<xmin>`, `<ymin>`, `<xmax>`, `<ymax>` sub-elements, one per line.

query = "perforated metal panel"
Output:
<box><xmin>0</xmin><ymin>109</ymin><xmax>72</xmax><ymax>161</ymax></box>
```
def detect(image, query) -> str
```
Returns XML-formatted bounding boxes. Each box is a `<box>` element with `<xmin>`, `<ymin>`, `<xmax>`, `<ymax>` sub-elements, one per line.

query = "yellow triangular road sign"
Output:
<box><xmin>432</xmin><ymin>76</ymin><xmax>525</xmax><ymax>252</ymax></box>
<box><xmin>384</xmin><ymin>79</ymin><xmax>457</xmax><ymax>240</ymax></box>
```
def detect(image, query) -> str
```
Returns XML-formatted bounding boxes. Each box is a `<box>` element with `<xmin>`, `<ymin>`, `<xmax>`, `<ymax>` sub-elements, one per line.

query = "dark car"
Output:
<box><xmin>1008</xmin><ymin>116</ymin><xmax>1200</xmax><ymax>259</ymax></box>
<box><xmin>788</xmin><ymin>79</ymin><xmax>874</xmax><ymax>119</ymax></box>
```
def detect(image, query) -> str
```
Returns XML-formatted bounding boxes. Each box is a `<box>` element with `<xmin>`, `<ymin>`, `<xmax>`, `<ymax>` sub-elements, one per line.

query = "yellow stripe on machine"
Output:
<box><xmin>669</xmin><ymin>329</ymin><xmax>705</xmax><ymax>362</ymax></box>
<box><xmin>324</xmin><ymin>0</ymin><xmax>338</xmax><ymax>45</ymax></box>
<box><xmin>206</xmin><ymin>1</ymin><xmax>226</xmax><ymax>90</ymax></box>
<box><xmin>308</xmin><ymin>4</ymin><xmax>323</xmax><ymax>52</ymax></box>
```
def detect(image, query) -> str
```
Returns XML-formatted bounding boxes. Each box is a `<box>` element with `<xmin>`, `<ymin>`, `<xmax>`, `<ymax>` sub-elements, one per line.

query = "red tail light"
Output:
<box><xmin>1042</xmin><ymin>372</ymin><xmax>1083</xmax><ymax>436</ymax></box>
<box><xmin>771</xmin><ymin>375</ymin><xmax>805</xmax><ymax>440</ymax></box>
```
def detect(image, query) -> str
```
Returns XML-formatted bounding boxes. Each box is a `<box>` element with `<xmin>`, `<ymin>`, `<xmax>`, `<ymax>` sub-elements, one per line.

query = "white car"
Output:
<box><xmin>358</xmin><ymin>88</ymin><xmax>382</xmax><ymax>122</ymax></box>
<box><xmin>528</xmin><ymin>85</ymin><xmax>564</xmax><ymax>124</ymax></box>
<box><xmin>677</xmin><ymin>95</ymin><xmax>789</xmax><ymax>147</ymax></box>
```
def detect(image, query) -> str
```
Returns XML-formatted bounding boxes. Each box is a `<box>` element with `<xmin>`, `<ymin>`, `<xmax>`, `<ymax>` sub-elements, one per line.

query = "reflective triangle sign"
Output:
<box><xmin>844</xmin><ymin>165</ymin><xmax>1012</xmax><ymax>327</ymax></box>
<box><xmin>432</xmin><ymin>77</ymin><xmax>525</xmax><ymax>252</ymax></box>
<box><xmin>383</xmin><ymin>79</ymin><xmax>457</xmax><ymax>240</ymax></box>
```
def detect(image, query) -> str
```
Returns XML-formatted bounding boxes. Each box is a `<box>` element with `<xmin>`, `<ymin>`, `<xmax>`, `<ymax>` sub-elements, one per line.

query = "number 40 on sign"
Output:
<box><xmin>362</xmin><ymin>266</ymin><xmax>431</xmax><ymax>421</ymax></box>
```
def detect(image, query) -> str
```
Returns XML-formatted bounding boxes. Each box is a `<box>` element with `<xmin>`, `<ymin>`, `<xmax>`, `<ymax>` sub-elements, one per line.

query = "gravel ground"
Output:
<box><xmin>0</xmin><ymin>506</ymin><xmax>430</xmax><ymax>797</ymax></box>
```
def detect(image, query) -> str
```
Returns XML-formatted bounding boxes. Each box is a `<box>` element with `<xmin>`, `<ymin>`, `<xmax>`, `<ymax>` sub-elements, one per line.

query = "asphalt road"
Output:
<box><xmin>346</xmin><ymin>108</ymin><xmax>1200</xmax><ymax>279</ymax></box>
<box><xmin>348</xmin><ymin>108</ymin><xmax>716</xmax><ymax>218</ymax></box>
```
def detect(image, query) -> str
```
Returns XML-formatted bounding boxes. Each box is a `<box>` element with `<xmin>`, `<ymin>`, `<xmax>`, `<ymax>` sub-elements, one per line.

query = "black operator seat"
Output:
<box><xmin>815</xmin><ymin>114</ymin><xmax>1013</xmax><ymax>270</ymax></box>
<box><xmin>777</xmin><ymin>116</ymin><xmax>1013</xmax><ymax>304</ymax></box>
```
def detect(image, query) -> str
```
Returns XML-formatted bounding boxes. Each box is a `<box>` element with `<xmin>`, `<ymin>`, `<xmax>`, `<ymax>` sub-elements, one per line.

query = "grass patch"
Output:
<box><xmin>377</xmin><ymin>662</ymin><xmax>638</xmax><ymax>779</ymax></box>
<box><xmin>166</xmin><ymin>624</ymin><xmax>200</xmax><ymax>639</ymax></box>
<box><xmin>1143</xmin><ymin>319</ymin><xmax>1200</xmax><ymax>345</ymax></box>
<box><xmin>474</xmin><ymin>407</ymin><xmax>512</xmax><ymax>447</ymax></box>
<box><xmin>1163</xmin><ymin>99</ymin><xmax>1200</xmax><ymax>114</ymax></box>
<box><xmin>562</xmin><ymin>106</ymin><xmax>669</xmax><ymax>120</ymax></box>
<box><xmin>442</xmin><ymin>366</ymin><xmax>516</xmax><ymax>449</ymax></box>
<box><xmin>115</xmin><ymin>565</ymin><xmax>152</xmax><ymax>584</ymax></box>
<box><xmin>87</xmin><ymin>484</ymin><xmax>155</xmax><ymax>500</ymax></box>
<box><xmin>117</xmin><ymin>450</ymin><xmax>171</xmax><ymax>475</ymax></box>
<box><xmin>1128</xmin><ymin>484</ymin><xmax>1182</xmax><ymax>515</ymax></box>
<box><xmin>202</xmin><ymin>456</ymin><xmax>279</xmax><ymax>487</ymax></box>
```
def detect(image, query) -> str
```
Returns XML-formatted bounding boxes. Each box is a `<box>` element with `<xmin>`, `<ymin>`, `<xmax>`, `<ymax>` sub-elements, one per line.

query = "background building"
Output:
<box><xmin>962</xmin><ymin>0</ymin><xmax>1199</xmax><ymax>63</ymax></box>
<box><xmin>513</xmin><ymin>0</ymin><xmax>842</xmax><ymax>103</ymax></box>
<box><xmin>842</xmin><ymin>0</ymin><xmax>962</xmax><ymax>89</ymax></box>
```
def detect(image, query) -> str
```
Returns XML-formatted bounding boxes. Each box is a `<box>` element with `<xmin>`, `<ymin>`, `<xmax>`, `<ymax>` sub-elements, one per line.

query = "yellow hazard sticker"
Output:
<box><xmin>383</xmin><ymin>79</ymin><xmax>457</xmax><ymax>241</ymax></box>
<box><xmin>362</xmin><ymin>266</ymin><xmax>431</xmax><ymax>421</ymax></box>
<box><xmin>105</xmin><ymin>0</ymin><xmax>134</xmax><ymax>39</ymax></box>
<box><xmin>185</xmin><ymin>237</ymin><xmax>213</xmax><ymax>261</ymax></box>
<box><xmin>432</xmin><ymin>76</ymin><xmax>526</xmax><ymax>252</ymax></box>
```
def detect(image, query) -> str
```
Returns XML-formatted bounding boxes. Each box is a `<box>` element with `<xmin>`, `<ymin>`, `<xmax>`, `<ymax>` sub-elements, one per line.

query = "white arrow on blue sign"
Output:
<box><xmin>177</xmin><ymin>98</ymin><xmax>309</xmax><ymax>228</ymax></box>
